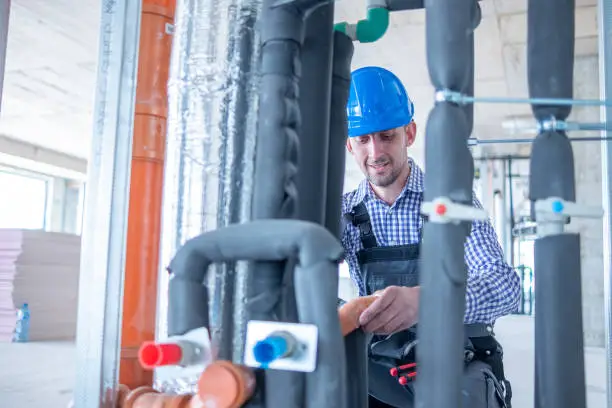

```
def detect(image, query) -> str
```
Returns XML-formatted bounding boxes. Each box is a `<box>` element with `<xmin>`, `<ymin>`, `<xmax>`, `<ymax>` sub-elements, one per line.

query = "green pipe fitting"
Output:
<box><xmin>334</xmin><ymin>7</ymin><xmax>389</xmax><ymax>43</ymax></box>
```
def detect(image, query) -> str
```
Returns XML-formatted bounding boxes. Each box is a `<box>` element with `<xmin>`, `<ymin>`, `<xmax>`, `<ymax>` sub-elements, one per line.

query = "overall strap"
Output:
<box><xmin>345</xmin><ymin>202</ymin><xmax>378</xmax><ymax>249</ymax></box>
<box><xmin>418</xmin><ymin>213</ymin><xmax>429</xmax><ymax>242</ymax></box>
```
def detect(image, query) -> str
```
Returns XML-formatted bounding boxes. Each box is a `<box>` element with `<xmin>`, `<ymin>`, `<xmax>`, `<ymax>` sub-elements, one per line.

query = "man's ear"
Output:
<box><xmin>404</xmin><ymin>122</ymin><xmax>417</xmax><ymax>147</ymax></box>
<box><xmin>345</xmin><ymin>137</ymin><xmax>353</xmax><ymax>153</ymax></box>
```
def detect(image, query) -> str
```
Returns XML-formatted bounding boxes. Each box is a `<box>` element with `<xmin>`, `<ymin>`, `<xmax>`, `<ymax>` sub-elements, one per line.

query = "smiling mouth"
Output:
<box><xmin>369</xmin><ymin>162</ymin><xmax>389</xmax><ymax>170</ymax></box>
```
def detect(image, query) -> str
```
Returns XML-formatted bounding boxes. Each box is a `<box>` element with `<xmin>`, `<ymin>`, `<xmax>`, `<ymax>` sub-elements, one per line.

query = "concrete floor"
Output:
<box><xmin>0</xmin><ymin>315</ymin><xmax>607</xmax><ymax>408</ymax></box>
<box><xmin>493</xmin><ymin>315</ymin><xmax>607</xmax><ymax>408</ymax></box>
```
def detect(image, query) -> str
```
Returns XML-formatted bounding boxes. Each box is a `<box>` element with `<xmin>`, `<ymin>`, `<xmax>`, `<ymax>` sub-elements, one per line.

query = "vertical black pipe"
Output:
<box><xmin>250</xmin><ymin>3</ymin><xmax>304</xmax><ymax>406</ymax></box>
<box><xmin>296</xmin><ymin>3</ymin><xmax>334</xmax><ymax>225</ymax></box>
<box><xmin>344</xmin><ymin>330</ymin><xmax>370</xmax><ymax>408</ymax></box>
<box><xmin>250</xmin><ymin>1</ymin><xmax>334</xmax><ymax>406</ymax></box>
<box><xmin>463</xmin><ymin>1</ymin><xmax>481</xmax><ymax>136</ymax></box>
<box><xmin>327</xmin><ymin>30</ymin><xmax>365</xmax><ymax>407</ymax></box>
<box><xmin>284</xmin><ymin>0</ymin><xmax>335</xmax><ymax>344</ymax></box>
<box><xmin>416</xmin><ymin>0</ymin><xmax>475</xmax><ymax>407</ymax></box>
<box><xmin>533</xmin><ymin>234</ymin><xmax>584</xmax><ymax>407</ymax></box>
<box><xmin>325</xmin><ymin>31</ymin><xmax>353</xmax><ymax>239</ymax></box>
<box><xmin>526</xmin><ymin>0</ymin><xmax>586</xmax><ymax>407</ymax></box>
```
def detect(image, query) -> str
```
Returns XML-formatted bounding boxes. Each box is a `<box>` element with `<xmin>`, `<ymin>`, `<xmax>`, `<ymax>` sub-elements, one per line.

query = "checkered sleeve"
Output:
<box><xmin>463</xmin><ymin>195</ymin><xmax>522</xmax><ymax>324</ymax></box>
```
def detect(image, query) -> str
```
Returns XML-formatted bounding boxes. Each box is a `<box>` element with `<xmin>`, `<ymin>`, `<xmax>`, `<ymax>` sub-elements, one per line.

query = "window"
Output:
<box><xmin>0</xmin><ymin>169</ymin><xmax>49</xmax><ymax>229</ymax></box>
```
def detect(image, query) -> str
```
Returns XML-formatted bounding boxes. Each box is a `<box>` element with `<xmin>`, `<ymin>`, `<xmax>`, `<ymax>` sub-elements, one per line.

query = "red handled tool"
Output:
<box><xmin>389</xmin><ymin>362</ymin><xmax>417</xmax><ymax>385</ymax></box>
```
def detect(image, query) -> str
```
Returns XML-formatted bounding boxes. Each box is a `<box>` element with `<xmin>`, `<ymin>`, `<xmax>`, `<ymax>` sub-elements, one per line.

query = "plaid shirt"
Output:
<box><xmin>341</xmin><ymin>158</ymin><xmax>521</xmax><ymax>324</ymax></box>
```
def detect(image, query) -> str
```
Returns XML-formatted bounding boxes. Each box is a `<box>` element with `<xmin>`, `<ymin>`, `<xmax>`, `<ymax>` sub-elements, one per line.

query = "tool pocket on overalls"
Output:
<box><xmin>463</xmin><ymin>361</ymin><xmax>507</xmax><ymax>408</ymax></box>
<box><xmin>483</xmin><ymin>366</ymin><xmax>507</xmax><ymax>408</ymax></box>
<box><xmin>369</xmin><ymin>329</ymin><xmax>417</xmax><ymax>362</ymax></box>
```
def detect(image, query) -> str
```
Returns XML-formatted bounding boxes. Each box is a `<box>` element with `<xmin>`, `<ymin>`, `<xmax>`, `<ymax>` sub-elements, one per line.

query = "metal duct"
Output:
<box><xmin>157</xmin><ymin>0</ymin><xmax>262</xmax><ymax>387</ymax></box>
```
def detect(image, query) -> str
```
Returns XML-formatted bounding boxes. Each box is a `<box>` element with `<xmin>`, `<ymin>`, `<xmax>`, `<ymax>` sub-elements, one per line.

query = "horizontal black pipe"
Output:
<box><xmin>387</xmin><ymin>0</ymin><xmax>482</xmax><ymax>13</ymax></box>
<box><xmin>166</xmin><ymin>219</ymin><xmax>346</xmax><ymax>408</ymax></box>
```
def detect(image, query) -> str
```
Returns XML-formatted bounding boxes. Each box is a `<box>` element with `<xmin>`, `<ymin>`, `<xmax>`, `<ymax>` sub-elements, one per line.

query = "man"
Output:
<box><xmin>340</xmin><ymin>66</ymin><xmax>521</xmax><ymax>407</ymax></box>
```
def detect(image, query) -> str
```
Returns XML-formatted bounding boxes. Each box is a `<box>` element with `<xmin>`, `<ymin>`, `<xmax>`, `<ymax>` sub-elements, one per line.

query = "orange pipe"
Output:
<box><xmin>338</xmin><ymin>295</ymin><xmax>378</xmax><ymax>336</ymax></box>
<box><xmin>120</xmin><ymin>0</ymin><xmax>176</xmax><ymax>389</ymax></box>
<box><xmin>197</xmin><ymin>360</ymin><xmax>256</xmax><ymax>408</ymax></box>
<box><xmin>122</xmin><ymin>387</ymin><xmax>192</xmax><ymax>408</ymax></box>
<box><xmin>117</xmin><ymin>361</ymin><xmax>256</xmax><ymax>408</ymax></box>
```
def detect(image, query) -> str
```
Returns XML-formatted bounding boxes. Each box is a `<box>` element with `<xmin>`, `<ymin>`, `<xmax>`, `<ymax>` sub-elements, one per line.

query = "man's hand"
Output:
<box><xmin>358</xmin><ymin>286</ymin><xmax>419</xmax><ymax>335</ymax></box>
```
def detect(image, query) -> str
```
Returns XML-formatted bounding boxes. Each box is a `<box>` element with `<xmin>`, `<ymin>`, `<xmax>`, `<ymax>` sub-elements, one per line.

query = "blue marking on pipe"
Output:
<box><xmin>253</xmin><ymin>335</ymin><xmax>288</xmax><ymax>365</ymax></box>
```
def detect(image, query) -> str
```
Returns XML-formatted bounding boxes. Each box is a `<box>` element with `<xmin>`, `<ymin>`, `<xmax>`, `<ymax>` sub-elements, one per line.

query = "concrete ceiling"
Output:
<box><xmin>0</xmin><ymin>0</ymin><xmax>602</xmax><ymax>190</ymax></box>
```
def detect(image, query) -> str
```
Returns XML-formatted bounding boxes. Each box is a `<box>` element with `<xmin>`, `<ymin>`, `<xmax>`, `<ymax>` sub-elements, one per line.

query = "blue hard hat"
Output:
<box><xmin>346</xmin><ymin>66</ymin><xmax>415</xmax><ymax>138</ymax></box>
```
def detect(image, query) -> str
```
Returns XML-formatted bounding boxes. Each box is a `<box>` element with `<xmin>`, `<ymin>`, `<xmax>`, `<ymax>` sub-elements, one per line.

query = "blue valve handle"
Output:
<box><xmin>551</xmin><ymin>200</ymin><xmax>564</xmax><ymax>213</ymax></box>
<box><xmin>253</xmin><ymin>332</ymin><xmax>294</xmax><ymax>364</ymax></box>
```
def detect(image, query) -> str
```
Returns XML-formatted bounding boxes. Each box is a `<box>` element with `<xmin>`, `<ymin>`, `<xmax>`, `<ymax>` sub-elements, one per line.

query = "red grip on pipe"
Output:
<box><xmin>139</xmin><ymin>341</ymin><xmax>183</xmax><ymax>369</ymax></box>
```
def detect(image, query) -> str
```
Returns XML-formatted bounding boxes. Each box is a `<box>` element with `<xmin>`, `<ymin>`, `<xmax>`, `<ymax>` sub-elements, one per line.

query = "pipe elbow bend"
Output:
<box><xmin>333</xmin><ymin>7</ymin><xmax>389</xmax><ymax>43</ymax></box>
<box><xmin>357</xmin><ymin>8</ymin><xmax>389</xmax><ymax>43</ymax></box>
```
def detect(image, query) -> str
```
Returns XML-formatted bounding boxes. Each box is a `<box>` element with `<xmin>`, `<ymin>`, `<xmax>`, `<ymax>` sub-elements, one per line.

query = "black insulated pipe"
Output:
<box><xmin>252</xmin><ymin>3</ymin><xmax>303</xmax><ymax>221</ymax></box>
<box><xmin>534</xmin><ymin>234</ymin><xmax>586</xmax><ymax>408</ymax></box>
<box><xmin>527</xmin><ymin>0</ymin><xmax>575</xmax><ymax>121</ymax></box>
<box><xmin>327</xmin><ymin>30</ymin><xmax>366</xmax><ymax>407</ymax></box>
<box><xmin>296</xmin><ymin>2</ymin><xmax>334</xmax><ymax>226</ymax></box>
<box><xmin>249</xmin><ymin>1</ymin><xmax>334</xmax><ymax>406</ymax></box>
<box><xmin>250</xmin><ymin>4</ymin><xmax>305</xmax><ymax>407</ymax></box>
<box><xmin>526</xmin><ymin>1</ymin><xmax>585</xmax><ymax>408</ymax></box>
<box><xmin>529</xmin><ymin>131</ymin><xmax>576</xmax><ymax>206</ymax></box>
<box><xmin>385</xmin><ymin>0</ymin><xmax>424</xmax><ymax>11</ymax></box>
<box><xmin>167</xmin><ymin>272</ymin><xmax>210</xmax><ymax>337</ymax></box>
<box><xmin>424</xmin><ymin>0</ymin><xmax>473</xmax><ymax>92</ymax></box>
<box><xmin>416</xmin><ymin>104</ymin><xmax>474</xmax><ymax>408</ymax></box>
<box><xmin>422</xmin><ymin>105</ymin><xmax>475</xmax><ymax>206</ymax></box>
<box><xmin>463</xmin><ymin>1</ymin><xmax>481</xmax><ymax>136</ymax></box>
<box><xmin>344</xmin><ymin>331</ymin><xmax>370</xmax><ymax>408</ymax></box>
<box><xmin>527</xmin><ymin>0</ymin><xmax>576</xmax><ymax>204</ymax></box>
<box><xmin>325</xmin><ymin>30</ymin><xmax>353</xmax><ymax>240</ymax></box>
<box><xmin>417</xmin><ymin>1</ymin><xmax>476</xmax><ymax>407</ymax></box>
<box><xmin>287</xmin><ymin>2</ymin><xmax>334</xmax><ymax>347</ymax></box>
<box><xmin>386</xmin><ymin>0</ymin><xmax>482</xmax><ymax>12</ymax></box>
<box><xmin>165</xmin><ymin>220</ymin><xmax>347</xmax><ymax>408</ymax></box>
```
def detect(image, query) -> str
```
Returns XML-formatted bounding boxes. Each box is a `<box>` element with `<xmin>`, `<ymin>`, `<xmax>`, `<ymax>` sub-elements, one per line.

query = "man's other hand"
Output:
<box><xmin>358</xmin><ymin>286</ymin><xmax>419</xmax><ymax>335</ymax></box>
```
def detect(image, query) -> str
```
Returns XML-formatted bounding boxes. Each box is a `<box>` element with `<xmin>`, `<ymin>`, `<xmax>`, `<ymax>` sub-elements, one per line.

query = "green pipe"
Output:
<box><xmin>334</xmin><ymin>7</ymin><xmax>389</xmax><ymax>43</ymax></box>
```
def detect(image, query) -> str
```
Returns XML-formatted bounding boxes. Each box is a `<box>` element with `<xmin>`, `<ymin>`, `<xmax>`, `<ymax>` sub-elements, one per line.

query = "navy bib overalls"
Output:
<box><xmin>344</xmin><ymin>201</ymin><xmax>512</xmax><ymax>408</ymax></box>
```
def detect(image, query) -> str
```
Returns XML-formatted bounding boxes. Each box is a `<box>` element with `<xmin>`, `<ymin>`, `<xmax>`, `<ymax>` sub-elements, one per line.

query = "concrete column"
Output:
<box><xmin>46</xmin><ymin>178</ymin><xmax>66</xmax><ymax>232</ymax></box>
<box><xmin>46</xmin><ymin>177</ymin><xmax>83</xmax><ymax>234</ymax></box>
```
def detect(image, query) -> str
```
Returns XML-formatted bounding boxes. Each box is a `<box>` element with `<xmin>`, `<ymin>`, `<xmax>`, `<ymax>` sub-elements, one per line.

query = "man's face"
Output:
<box><xmin>346</xmin><ymin>123</ymin><xmax>416</xmax><ymax>187</ymax></box>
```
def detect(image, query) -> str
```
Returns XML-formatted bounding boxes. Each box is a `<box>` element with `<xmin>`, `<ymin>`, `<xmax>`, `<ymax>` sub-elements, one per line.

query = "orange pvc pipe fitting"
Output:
<box><xmin>120</xmin><ymin>0</ymin><xmax>177</xmax><ymax>390</ymax></box>
<box><xmin>197</xmin><ymin>360</ymin><xmax>256</xmax><ymax>408</ymax></box>
<box><xmin>338</xmin><ymin>295</ymin><xmax>378</xmax><ymax>336</ymax></box>
<box><xmin>122</xmin><ymin>386</ymin><xmax>193</xmax><ymax>408</ymax></box>
<box><xmin>117</xmin><ymin>384</ymin><xmax>132</xmax><ymax>407</ymax></box>
<box><xmin>117</xmin><ymin>361</ymin><xmax>255</xmax><ymax>408</ymax></box>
